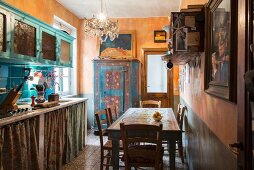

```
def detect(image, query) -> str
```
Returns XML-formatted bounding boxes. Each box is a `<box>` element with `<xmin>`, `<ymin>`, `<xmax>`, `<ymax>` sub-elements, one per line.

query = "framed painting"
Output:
<box><xmin>154</xmin><ymin>30</ymin><xmax>166</xmax><ymax>43</ymax></box>
<box><xmin>99</xmin><ymin>30</ymin><xmax>136</xmax><ymax>59</ymax></box>
<box><xmin>205</xmin><ymin>0</ymin><xmax>237</xmax><ymax>101</ymax></box>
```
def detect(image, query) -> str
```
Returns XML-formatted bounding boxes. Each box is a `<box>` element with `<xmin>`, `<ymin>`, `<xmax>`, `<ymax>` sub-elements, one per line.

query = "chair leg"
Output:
<box><xmin>178</xmin><ymin>139</ymin><xmax>184</xmax><ymax>163</ymax></box>
<box><xmin>106</xmin><ymin>151</ymin><xmax>111</xmax><ymax>170</ymax></box>
<box><xmin>100</xmin><ymin>149</ymin><xmax>104</xmax><ymax>170</ymax></box>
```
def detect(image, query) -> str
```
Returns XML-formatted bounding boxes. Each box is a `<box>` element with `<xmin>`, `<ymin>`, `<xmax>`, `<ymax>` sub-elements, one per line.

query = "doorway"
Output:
<box><xmin>141</xmin><ymin>48</ymin><xmax>173</xmax><ymax>108</ymax></box>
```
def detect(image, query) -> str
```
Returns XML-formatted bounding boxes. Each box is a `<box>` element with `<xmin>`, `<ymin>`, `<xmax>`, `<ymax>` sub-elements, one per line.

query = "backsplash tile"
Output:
<box><xmin>0</xmin><ymin>63</ymin><xmax>57</xmax><ymax>104</ymax></box>
<box><xmin>0</xmin><ymin>78</ymin><xmax>8</xmax><ymax>88</ymax></box>
<box><xmin>0</xmin><ymin>65</ymin><xmax>9</xmax><ymax>77</ymax></box>
<box><xmin>10</xmin><ymin>66</ymin><xmax>25</xmax><ymax>77</ymax></box>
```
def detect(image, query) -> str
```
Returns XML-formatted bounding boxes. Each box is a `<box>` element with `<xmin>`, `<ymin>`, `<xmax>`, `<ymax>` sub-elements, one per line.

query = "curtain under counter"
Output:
<box><xmin>0</xmin><ymin>117</ymin><xmax>40</xmax><ymax>170</ymax></box>
<box><xmin>0</xmin><ymin>99</ymin><xmax>87</xmax><ymax>170</ymax></box>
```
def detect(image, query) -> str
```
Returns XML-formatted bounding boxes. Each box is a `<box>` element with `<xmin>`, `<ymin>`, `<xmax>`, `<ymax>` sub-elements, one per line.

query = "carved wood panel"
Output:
<box><xmin>14</xmin><ymin>20</ymin><xmax>36</xmax><ymax>57</ymax></box>
<box><xmin>60</xmin><ymin>40</ymin><xmax>70</xmax><ymax>62</ymax></box>
<box><xmin>0</xmin><ymin>13</ymin><xmax>5</xmax><ymax>52</ymax></box>
<box><xmin>42</xmin><ymin>32</ymin><xmax>56</xmax><ymax>61</ymax></box>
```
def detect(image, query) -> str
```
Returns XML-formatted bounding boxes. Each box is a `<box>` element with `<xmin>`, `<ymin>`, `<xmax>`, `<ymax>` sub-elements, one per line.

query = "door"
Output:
<box><xmin>235</xmin><ymin>0</ymin><xmax>253</xmax><ymax>169</ymax></box>
<box><xmin>10</xmin><ymin>14</ymin><xmax>39</xmax><ymax>62</ymax></box>
<box><xmin>141</xmin><ymin>48</ymin><xmax>173</xmax><ymax>108</ymax></box>
<box><xmin>99</xmin><ymin>65</ymin><xmax>126</xmax><ymax>115</ymax></box>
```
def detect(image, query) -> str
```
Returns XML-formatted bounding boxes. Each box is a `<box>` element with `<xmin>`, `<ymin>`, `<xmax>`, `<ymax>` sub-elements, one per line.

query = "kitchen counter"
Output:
<box><xmin>0</xmin><ymin>97</ymin><xmax>88</xmax><ymax>170</ymax></box>
<box><xmin>0</xmin><ymin>97</ymin><xmax>88</xmax><ymax>127</ymax></box>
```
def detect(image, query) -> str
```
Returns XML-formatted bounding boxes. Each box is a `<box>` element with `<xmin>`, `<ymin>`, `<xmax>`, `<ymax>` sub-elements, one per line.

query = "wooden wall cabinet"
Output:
<box><xmin>93</xmin><ymin>59</ymin><xmax>139</xmax><ymax>115</ymax></box>
<box><xmin>169</xmin><ymin>11</ymin><xmax>205</xmax><ymax>64</ymax></box>
<box><xmin>0</xmin><ymin>1</ymin><xmax>74</xmax><ymax>67</ymax></box>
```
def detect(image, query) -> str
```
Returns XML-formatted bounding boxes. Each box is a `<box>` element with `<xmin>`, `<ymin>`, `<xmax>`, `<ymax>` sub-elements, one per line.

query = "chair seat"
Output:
<box><xmin>103</xmin><ymin>140</ymin><xmax>123</xmax><ymax>150</ymax></box>
<box><xmin>122</xmin><ymin>145</ymin><xmax>164</xmax><ymax>164</ymax></box>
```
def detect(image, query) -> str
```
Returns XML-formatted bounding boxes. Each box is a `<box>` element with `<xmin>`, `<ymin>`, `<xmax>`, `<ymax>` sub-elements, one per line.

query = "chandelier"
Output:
<box><xmin>84</xmin><ymin>0</ymin><xmax>119</xmax><ymax>42</ymax></box>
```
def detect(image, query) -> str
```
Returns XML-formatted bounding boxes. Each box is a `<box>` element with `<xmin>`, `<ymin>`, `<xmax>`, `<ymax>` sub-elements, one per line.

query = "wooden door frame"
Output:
<box><xmin>237</xmin><ymin>0</ymin><xmax>252</xmax><ymax>169</ymax></box>
<box><xmin>140</xmin><ymin>48</ymin><xmax>174</xmax><ymax>107</ymax></box>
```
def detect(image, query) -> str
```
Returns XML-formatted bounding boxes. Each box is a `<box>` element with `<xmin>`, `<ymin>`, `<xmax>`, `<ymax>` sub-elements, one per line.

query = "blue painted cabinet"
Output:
<box><xmin>39</xmin><ymin>27</ymin><xmax>57</xmax><ymax>65</ymax></box>
<box><xmin>0</xmin><ymin>1</ymin><xmax>74</xmax><ymax>67</ymax></box>
<box><xmin>0</xmin><ymin>7</ymin><xmax>11</xmax><ymax>60</ymax></box>
<box><xmin>10</xmin><ymin>14</ymin><xmax>40</xmax><ymax>63</ymax></box>
<box><xmin>94</xmin><ymin>59</ymin><xmax>139</xmax><ymax>115</ymax></box>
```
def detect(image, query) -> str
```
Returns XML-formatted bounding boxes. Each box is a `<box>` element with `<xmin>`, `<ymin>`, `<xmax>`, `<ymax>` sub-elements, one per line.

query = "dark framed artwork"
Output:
<box><xmin>154</xmin><ymin>30</ymin><xmax>166</xmax><ymax>43</ymax></box>
<box><xmin>205</xmin><ymin>0</ymin><xmax>237</xmax><ymax>101</ymax></box>
<box><xmin>99</xmin><ymin>30</ymin><xmax>136</xmax><ymax>59</ymax></box>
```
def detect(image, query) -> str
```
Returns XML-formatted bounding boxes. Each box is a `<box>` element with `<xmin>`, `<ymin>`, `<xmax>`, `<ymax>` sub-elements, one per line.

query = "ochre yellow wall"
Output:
<box><xmin>79</xmin><ymin>17</ymin><xmax>179</xmax><ymax>94</ymax></box>
<box><xmin>4</xmin><ymin>0</ymin><xmax>82</xmax><ymax>93</ymax></box>
<box><xmin>180</xmin><ymin>0</ymin><xmax>208</xmax><ymax>9</ymax></box>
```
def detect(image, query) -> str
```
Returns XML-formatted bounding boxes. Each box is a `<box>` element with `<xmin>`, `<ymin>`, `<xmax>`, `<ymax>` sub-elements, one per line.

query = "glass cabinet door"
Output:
<box><xmin>0</xmin><ymin>8</ymin><xmax>10</xmax><ymax>59</ymax></box>
<box><xmin>40</xmin><ymin>27</ymin><xmax>57</xmax><ymax>65</ymax></box>
<box><xmin>59</xmin><ymin>36</ymin><xmax>72</xmax><ymax>67</ymax></box>
<box><xmin>11</xmin><ymin>15</ymin><xmax>39</xmax><ymax>62</ymax></box>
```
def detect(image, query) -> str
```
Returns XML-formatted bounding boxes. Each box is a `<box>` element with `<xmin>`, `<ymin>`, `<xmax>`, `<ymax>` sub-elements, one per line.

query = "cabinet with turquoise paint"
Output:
<box><xmin>39</xmin><ymin>26</ymin><xmax>57</xmax><ymax>65</ymax></box>
<box><xmin>0</xmin><ymin>1</ymin><xmax>74</xmax><ymax>67</ymax></box>
<box><xmin>94</xmin><ymin>59</ymin><xmax>140</xmax><ymax>116</ymax></box>
<box><xmin>0</xmin><ymin>7</ymin><xmax>11</xmax><ymax>59</ymax></box>
<box><xmin>10</xmin><ymin>13</ymin><xmax>39</xmax><ymax>63</ymax></box>
<box><xmin>58</xmin><ymin>34</ymin><xmax>73</xmax><ymax>67</ymax></box>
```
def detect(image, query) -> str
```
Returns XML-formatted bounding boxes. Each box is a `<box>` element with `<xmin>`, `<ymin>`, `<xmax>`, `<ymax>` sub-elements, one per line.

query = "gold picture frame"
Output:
<box><xmin>98</xmin><ymin>30</ymin><xmax>136</xmax><ymax>59</ymax></box>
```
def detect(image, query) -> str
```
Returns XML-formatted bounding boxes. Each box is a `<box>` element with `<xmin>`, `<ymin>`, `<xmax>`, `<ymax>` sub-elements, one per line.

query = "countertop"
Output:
<box><xmin>0</xmin><ymin>98</ymin><xmax>88</xmax><ymax>127</ymax></box>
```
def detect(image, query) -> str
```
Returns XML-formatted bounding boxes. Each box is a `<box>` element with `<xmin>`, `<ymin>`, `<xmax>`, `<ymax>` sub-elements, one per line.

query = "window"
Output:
<box><xmin>53</xmin><ymin>16</ymin><xmax>77</xmax><ymax>96</ymax></box>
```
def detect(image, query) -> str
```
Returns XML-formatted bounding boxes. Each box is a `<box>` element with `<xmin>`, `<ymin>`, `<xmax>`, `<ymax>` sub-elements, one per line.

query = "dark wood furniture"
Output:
<box><xmin>120</xmin><ymin>123</ymin><xmax>163</xmax><ymax>170</ymax></box>
<box><xmin>107</xmin><ymin>108</ymin><xmax>181</xmax><ymax>170</ymax></box>
<box><xmin>140</xmin><ymin>100</ymin><xmax>161</xmax><ymax>108</ymax></box>
<box><xmin>95</xmin><ymin>109</ymin><xmax>113</xmax><ymax>169</ymax></box>
<box><xmin>95</xmin><ymin>109</ymin><xmax>123</xmax><ymax>170</ymax></box>
<box><xmin>106</xmin><ymin>105</ymin><xmax>119</xmax><ymax>126</ymax></box>
<box><xmin>168</xmin><ymin>10</ymin><xmax>205</xmax><ymax>65</ymax></box>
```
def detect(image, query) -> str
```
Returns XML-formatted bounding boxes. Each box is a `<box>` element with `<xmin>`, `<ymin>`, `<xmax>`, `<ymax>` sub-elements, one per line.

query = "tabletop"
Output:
<box><xmin>107</xmin><ymin>108</ymin><xmax>180</xmax><ymax>132</ymax></box>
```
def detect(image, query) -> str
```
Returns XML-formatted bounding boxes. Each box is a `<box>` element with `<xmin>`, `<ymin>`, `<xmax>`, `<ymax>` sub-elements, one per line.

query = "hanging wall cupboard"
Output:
<box><xmin>0</xmin><ymin>1</ymin><xmax>74</xmax><ymax>67</ymax></box>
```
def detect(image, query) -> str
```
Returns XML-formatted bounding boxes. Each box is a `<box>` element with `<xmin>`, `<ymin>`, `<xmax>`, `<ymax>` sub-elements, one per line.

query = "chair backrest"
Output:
<box><xmin>177</xmin><ymin>105</ymin><xmax>186</xmax><ymax>131</ymax></box>
<box><xmin>140</xmin><ymin>100</ymin><xmax>161</xmax><ymax>108</ymax></box>
<box><xmin>177</xmin><ymin>103</ymin><xmax>181</xmax><ymax>115</ymax></box>
<box><xmin>106</xmin><ymin>105</ymin><xmax>119</xmax><ymax>126</ymax></box>
<box><xmin>120</xmin><ymin>123</ymin><xmax>163</xmax><ymax>169</ymax></box>
<box><xmin>95</xmin><ymin>109</ymin><xmax>109</xmax><ymax>149</ymax></box>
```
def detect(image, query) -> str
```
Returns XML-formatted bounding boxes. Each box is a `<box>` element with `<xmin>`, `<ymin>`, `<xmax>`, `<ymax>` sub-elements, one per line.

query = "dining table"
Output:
<box><xmin>107</xmin><ymin>107</ymin><xmax>181</xmax><ymax>170</ymax></box>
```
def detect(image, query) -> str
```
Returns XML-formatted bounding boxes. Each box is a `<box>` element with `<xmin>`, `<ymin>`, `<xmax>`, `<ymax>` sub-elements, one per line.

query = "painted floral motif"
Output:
<box><xmin>105</xmin><ymin>96</ymin><xmax>120</xmax><ymax>113</ymax></box>
<box><xmin>105</xmin><ymin>71</ymin><xmax>120</xmax><ymax>89</ymax></box>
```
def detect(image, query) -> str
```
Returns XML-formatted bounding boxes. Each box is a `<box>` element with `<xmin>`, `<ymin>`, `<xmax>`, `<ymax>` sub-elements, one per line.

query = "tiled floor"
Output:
<box><xmin>64</xmin><ymin>130</ymin><xmax>188</xmax><ymax>170</ymax></box>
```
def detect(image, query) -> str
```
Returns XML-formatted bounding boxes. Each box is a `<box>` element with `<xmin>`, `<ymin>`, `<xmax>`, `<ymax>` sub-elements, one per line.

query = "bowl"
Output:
<box><xmin>153</xmin><ymin>116</ymin><xmax>163</xmax><ymax>122</ymax></box>
<box><xmin>153</xmin><ymin>111</ymin><xmax>163</xmax><ymax>121</ymax></box>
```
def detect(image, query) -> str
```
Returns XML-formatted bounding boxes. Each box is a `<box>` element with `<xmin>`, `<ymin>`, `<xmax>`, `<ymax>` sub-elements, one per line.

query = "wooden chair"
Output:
<box><xmin>95</xmin><ymin>109</ymin><xmax>122</xmax><ymax>170</ymax></box>
<box><xmin>106</xmin><ymin>105</ymin><xmax>119</xmax><ymax>126</ymax></box>
<box><xmin>176</xmin><ymin>104</ymin><xmax>186</xmax><ymax>163</ymax></box>
<box><xmin>120</xmin><ymin>123</ymin><xmax>163</xmax><ymax>170</ymax></box>
<box><xmin>140</xmin><ymin>100</ymin><xmax>161</xmax><ymax>108</ymax></box>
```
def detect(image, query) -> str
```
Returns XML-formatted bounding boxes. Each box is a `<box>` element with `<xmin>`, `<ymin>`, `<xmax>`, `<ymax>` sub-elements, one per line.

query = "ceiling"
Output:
<box><xmin>56</xmin><ymin>0</ymin><xmax>181</xmax><ymax>18</ymax></box>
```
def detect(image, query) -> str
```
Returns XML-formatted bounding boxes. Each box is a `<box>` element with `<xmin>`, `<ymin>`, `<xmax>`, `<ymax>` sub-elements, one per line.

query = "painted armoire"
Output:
<box><xmin>93</xmin><ymin>59</ymin><xmax>139</xmax><ymax>116</ymax></box>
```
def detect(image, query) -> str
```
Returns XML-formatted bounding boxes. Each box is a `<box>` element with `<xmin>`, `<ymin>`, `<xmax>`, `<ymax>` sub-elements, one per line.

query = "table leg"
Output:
<box><xmin>112</xmin><ymin>138</ymin><xmax>119</xmax><ymax>170</ymax></box>
<box><xmin>168</xmin><ymin>140</ymin><xmax>176</xmax><ymax>170</ymax></box>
